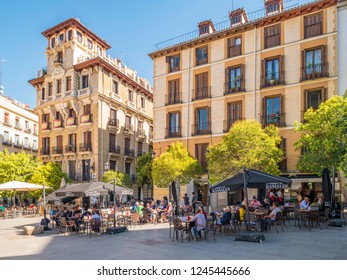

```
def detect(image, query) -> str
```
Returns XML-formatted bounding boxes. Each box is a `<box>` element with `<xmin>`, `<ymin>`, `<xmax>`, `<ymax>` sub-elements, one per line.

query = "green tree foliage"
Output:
<box><xmin>30</xmin><ymin>162</ymin><xmax>70</xmax><ymax>192</ymax></box>
<box><xmin>135</xmin><ymin>152</ymin><xmax>153</xmax><ymax>186</ymax></box>
<box><xmin>101</xmin><ymin>170</ymin><xmax>131</xmax><ymax>187</ymax></box>
<box><xmin>152</xmin><ymin>142</ymin><xmax>203</xmax><ymax>187</ymax></box>
<box><xmin>207</xmin><ymin>120</ymin><xmax>283</xmax><ymax>184</ymax></box>
<box><xmin>0</xmin><ymin>150</ymin><xmax>38</xmax><ymax>183</ymax></box>
<box><xmin>295</xmin><ymin>95</ymin><xmax>347</xmax><ymax>175</ymax></box>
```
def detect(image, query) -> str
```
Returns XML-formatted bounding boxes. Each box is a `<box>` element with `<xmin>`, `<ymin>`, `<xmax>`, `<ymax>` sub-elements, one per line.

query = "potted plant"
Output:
<box><xmin>268</xmin><ymin>73</ymin><xmax>275</xmax><ymax>86</ymax></box>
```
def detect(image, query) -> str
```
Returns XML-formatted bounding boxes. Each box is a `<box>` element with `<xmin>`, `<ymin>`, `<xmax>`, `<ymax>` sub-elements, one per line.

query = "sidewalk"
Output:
<box><xmin>0</xmin><ymin>216</ymin><xmax>346</xmax><ymax>260</ymax></box>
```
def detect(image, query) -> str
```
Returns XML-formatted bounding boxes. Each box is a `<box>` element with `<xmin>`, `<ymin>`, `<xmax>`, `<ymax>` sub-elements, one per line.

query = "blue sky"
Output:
<box><xmin>0</xmin><ymin>0</ymin><xmax>309</xmax><ymax>108</ymax></box>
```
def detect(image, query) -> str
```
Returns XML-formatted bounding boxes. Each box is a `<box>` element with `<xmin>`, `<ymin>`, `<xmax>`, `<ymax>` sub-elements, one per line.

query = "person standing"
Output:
<box><xmin>191</xmin><ymin>192</ymin><xmax>197</xmax><ymax>213</ymax></box>
<box><xmin>183</xmin><ymin>193</ymin><xmax>190</xmax><ymax>210</ymax></box>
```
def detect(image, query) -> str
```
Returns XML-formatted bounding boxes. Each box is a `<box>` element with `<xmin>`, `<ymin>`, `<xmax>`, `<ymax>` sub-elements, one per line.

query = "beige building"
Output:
<box><xmin>0</xmin><ymin>94</ymin><xmax>38</xmax><ymax>155</ymax></box>
<box><xmin>149</xmin><ymin>0</ymin><xmax>339</xmax><ymax>207</ymax></box>
<box><xmin>29</xmin><ymin>18</ymin><xmax>153</xmax><ymax>198</ymax></box>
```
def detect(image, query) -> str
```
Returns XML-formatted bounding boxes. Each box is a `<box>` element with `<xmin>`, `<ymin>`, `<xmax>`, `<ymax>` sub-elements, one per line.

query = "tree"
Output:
<box><xmin>295</xmin><ymin>95</ymin><xmax>347</xmax><ymax>175</ymax></box>
<box><xmin>136</xmin><ymin>152</ymin><xmax>153</xmax><ymax>186</ymax></box>
<box><xmin>0</xmin><ymin>150</ymin><xmax>39</xmax><ymax>183</ymax></box>
<box><xmin>101</xmin><ymin>170</ymin><xmax>131</xmax><ymax>187</ymax></box>
<box><xmin>152</xmin><ymin>142</ymin><xmax>203</xmax><ymax>187</ymax></box>
<box><xmin>207</xmin><ymin>120</ymin><xmax>283</xmax><ymax>184</ymax></box>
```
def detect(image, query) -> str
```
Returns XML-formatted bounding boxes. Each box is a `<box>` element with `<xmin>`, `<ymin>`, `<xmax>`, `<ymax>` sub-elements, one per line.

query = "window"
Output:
<box><xmin>41</xmin><ymin>88</ymin><xmax>45</xmax><ymax>100</ymax></box>
<box><xmin>56</xmin><ymin>79</ymin><xmax>62</xmax><ymax>94</ymax></box>
<box><xmin>58</xmin><ymin>33</ymin><xmax>64</xmax><ymax>44</ymax></box>
<box><xmin>193</xmin><ymin>72</ymin><xmax>209</xmax><ymax>100</ymax></box>
<box><xmin>196</xmin><ymin>46</ymin><xmax>208</xmax><ymax>66</ymax></box>
<box><xmin>137</xmin><ymin>142</ymin><xmax>143</xmax><ymax>157</ymax></box>
<box><xmin>225</xmin><ymin>66</ymin><xmax>244</xmax><ymax>94</ymax></box>
<box><xmin>199</xmin><ymin>25</ymin><xmax>209</xmax><ymax>35</ymax></box>
<box><xmin>141</xmin><ymin>97</ymin><xmax>145</xmax><ymax>109</ymax></box>
<box><xmin>66</xmin><ymin>76</ymin><xmax>72</xmax><ymax>91</ymax></box>
<box><xmin>262</xmin><ymin>95</ymin><xmax>285</xmax><ymax>126</ymax></box>
<box><xmin>76</xmin><ymin>31</ymin><xmax>83</xmax><ymax>43</ymax></box>
<box><xmin>128</xmin><ymin>90</ymin><xmax>133</xmax><ymax>102</ymax></box>
<box><xmin>57</xmin><ymin>51</ymin><xmax>63</xmax><ymax>63</ymax></box>
<box><xmin>227</xmin><ymin>37</ymin><xmax>242</xmax><ymax>58</ymax></box>
<box><xmin>3</xmin><ymin>131</ymin><xmax>9</xmax><ymax>142</ymax></box>
<box><xmin>225</xmin><ymin>101</ymin><xmax>242</xmax><ymax>131</ymax></box>
<box><xmin>304</xmin><ymin>12</ymin><xmax>323</xmax><ymax>39</ymax></box>
<box><xmin>125</xmin><ymin>162</ymin><xmax>131</xmax><ymax>175</ymax></box>
<box><xmin>83</xmin><ymin>131</ymin><xmax>92</xmax><ymax>150</ymax></box>
<box><xmin>110</xmin><ymin>109</ymin><xmax>117</xmax><ymax>122</ymax></box>
<box><xmin>87</xmin><ymin>39</ymin><xmax>93</xmax><ymax>50</ymax></box>
<box><xmin>167</xmin><ymin>79</ymin><xmax>180</xmax><ymax>105</ymax></box>
<box><xmin>194</xmin><ymin>107</ymin><xmax>210</xmax><ymax>134</ymax></box>
<box><xmin>67</xmin><ymin>30</ymin><xmax>73</xmax><ymax>41</ymax></box>
<box><xmin>264</xmin><ymin>24</ymin><xmax>281</xmax><ymax>49</ymax></box>
<box><xmin>25</xmin><ymin>120</ymin><xmax>29</xmax><ymax>129</ymax></box>
<box><xmin>82</xmin><ymin>75</ymin><xmax>89</xmax><ymax>88</ymax></box>
<box><xmin>33</xmin><ymin>124</ymin><xmax>38</xmax><ymax>135</ymax></box>
<box><xmin>33</xmin><ymin>140</ymin><xmax>37</xmax><ymax>150</ymax></box>
<box><xmin>167</xmin><ymin>112</ymin><xmax>181</xmax><ymax>138</ymax></box>
<box><xmin>14</xmin><ymin>135</ymin><xmax>20</xmax><ymax>146</ymax></box>
<box><xmin>168</xmin><ymin>54</ymin><xmax>180</xmax><ymax>72</ymax></box>
<box><xmin>195</xmin><ymin>143</ymin><xmax>209</xmax><ymax>171</ymax></box>
<box><xmin>15</xmin><ymin>117</ymin><xmax>20</xmax><ymax>129</ymax></box>
<box><xmin>125</xmin><ymin>115</ymin><xmax>132</xmax><ymax>130</ymax></box>
<box><xmin>51</xmin><ymin>37</ymin><xmax>55</xmax><ymax>48</ymax></box>
<box><xmin>97</xmin><ymin>46</ymin><xmax>102</xmax><ymax>56</ymax></box>
<box><xmin>48</xmin><ymin>82</ymin><xmax>53</xmax><ymax>96</ymax></box>
<box><xmin>42</xmin><ymin>113</ymin><xmax>50</xmax><ymax>123</ymax></box>
<box><xmin>261</xmin><ymin>56</ymin><xmax>285</xmax><ymax>87</ymax></box>
<box><xmin>68</xmin><ymin>133</ymin><xmax>76</xmax><ymax>152</ymax></box>
<box><xmin>4</xmin><ymin>112</ymin><xmax>10</xmax><ymax>126</ymax></box>
<box><xmin>267</xmin><ymin>2</ymin><xmax>279</xmax><ymax>14</ymax></box>
<box><xmin>304</xmin><ymin>89</ymin><xmax>325</xmax><ymax>110</ymax></box>
<box><xmin>68</xmin><ymin>161</ymin><xmax>76</xmax><ymax>179</ymax></box>
<box><xmin>113</xmin><ymin>81</ymin><xmax>118</xmax><ymax>94</ymax></box>
<box><xmin>42</xmin><ymin>137</ymin><xmax>50</xmax><ymax>155</ymax></box>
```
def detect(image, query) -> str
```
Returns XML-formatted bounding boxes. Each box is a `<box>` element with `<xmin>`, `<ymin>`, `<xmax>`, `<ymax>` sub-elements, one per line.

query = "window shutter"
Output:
<box><xmin>321</xmin><ymin>45</ymin><xmax>327</xmax><ymax>75</ymax></box>
<box><xmin>280</xmin><ymin>55</ymin><xmax>285</xmax><ymax>83</ymax></box>
<box><xmin>280</xmin><ymin>95</ymin><xmax>285</xmax><ymax>126</ymax></box>
<box><xmin>304</xmin><ymin>90</ymin><xmax>308</xmax><ymax>112</ymax></box>
<box><xmin>178</xmin><ymin>111</ymin><xmax>182</xmax><ymax>135</ymax></box>
<box><xmin>261</xmin><ymin>60</ymin><xmax>266</xmax><ymax>87</ymax></box>
<box><xmin>322</xmin><ymin>88</ymin><xmax>327</xmax><ymax>102</ymax></box>
<box><xmin>225</xmin><ymin>68</ymin><xmax>229</xmax><ymax>92</ymax></box>
<box><xmin>262</xmin><ymin>97</ymin><xmax>266</xmax><ymax>126</ymax></box>
<box><xmin>301</xmin><ymin>50</ymin><xmax>306</xmax><ymax>80</ymax></box>
<box><xmin>241</xmin><ymin>64</ymin><xmax>245</xmax><ymax>90</ymax></box>
<box><xmin>208</xmin><ymin>106</ymin><xmax>211</xmax><ymax>131</ymax></box>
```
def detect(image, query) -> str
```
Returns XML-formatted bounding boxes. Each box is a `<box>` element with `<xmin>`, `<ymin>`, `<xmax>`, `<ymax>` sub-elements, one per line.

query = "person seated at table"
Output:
<box><xmin>50</xmin><ymin>206</ymin><xmax>60</xmax><ymax>227</ymax></box>
<box><xmin>250</xmin><ymin>196</ymin><xmax>262</xmax><ymax>208</ymax></box>
<box><xmin>263</xmin><ymin>202</ymin><xmax>281</xmax><ymax>230</ymax></box>
<box><xmin>239</xmin><ymin>205</ymin><xmax>246</xmax><ymax>224</ymax></box>
<box><xmin>300</xmin><ymin>196</ymin><xmax>310</xmax><ymax>210</ymax></box>
<box><xmin>91</xmin><ymin>209</ymin><xmax>102</xmax><ymax>232</ymax></box>
<box><xmin>0</xmin><ymin>203</ymin><xmax>6</xmax><ymax>212</ymax></box>
<box><xmin>190</xmin><ymin>207</ymin><xmax>207</xmax><ymax>240</ymax></box>
<box><xmin>220</xmin><ymin>206</ymin><xmax>232</xmax><ymax>226</ymax></box>
<box><xmin>80</xmin><ymin>207</ymin><xmax>91</xmax><ymax>220</ymax></box>
<box><xmin>136</xmin><ymin>202</ymin><xmax>144</xmax><ymax>217</ymax></box>
<box><xmin>157</xmin><ymin>200</ymin><xmax>167</xmax><ymax>222</ymax></box>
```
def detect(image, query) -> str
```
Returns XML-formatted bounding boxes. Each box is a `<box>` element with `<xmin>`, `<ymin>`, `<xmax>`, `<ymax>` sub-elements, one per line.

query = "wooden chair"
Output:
<box><xmin>307</xmin><ymin>210</ymin><xmax>321</xmax><ymax>231</ymax></box>
<box><xmin>90</xmin><ymin>217</ymin><xmax>102</xmax><ymax>236</ymax></box>
<box><xmin>204</xmin><ymin>219</ymin><xmax>216</xmax><ymax>241</ymax></box>
<box><xmin>172</xmin><ymin>217</ymin><xmax>190</xmax><ymax>243</ymax></box>
<box><xmin>267</xmin><ymin>212</ymin><xmax>284</xmax><ymax>233</ymax></box>
<box><xmin>59</xmin><ymin>217</ymin><xmax>76</xmax><ymax>234</ymax></box>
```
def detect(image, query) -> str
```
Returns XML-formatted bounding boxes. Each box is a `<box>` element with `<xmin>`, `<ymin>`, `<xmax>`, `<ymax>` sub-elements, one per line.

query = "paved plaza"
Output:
<box><xmin>0</xmin><ymin>216</ymin><xmax>346</xmax><ymax>260</ymax></box>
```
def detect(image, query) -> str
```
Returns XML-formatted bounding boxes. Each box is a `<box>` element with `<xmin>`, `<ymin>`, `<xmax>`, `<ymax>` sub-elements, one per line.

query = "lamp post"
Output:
<box><xmin>151</xmin><ymin>151</ymin><xmax>156</xmax><ymax>199</ymax></box>
<box><xmin>104</xmin><ymin>161</ymin><xmax>116</xmax><ymax>228</ymax></box>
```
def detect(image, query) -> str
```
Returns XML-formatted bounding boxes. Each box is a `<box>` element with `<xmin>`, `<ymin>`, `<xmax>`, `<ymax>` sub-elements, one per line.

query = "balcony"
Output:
<box><xmin>139</xmin><ymin>107</ymin><xmax>147</xmax><ymax>115</ymax></box>
<box><xmin>33</xmin><ymin>130</ymin><xmax>38</xmax><ymax>136</ymax></box>
<box><xmin>41</xmin><ymin>147</ymin><xmax>50</xmax><ymax>156</ymax></box>
<box><xmin>124</xmin><ymin>123</ymin><xmax>134</xmax><ymax>137</ymax></box>
<box><xmin>224</xmin><ymin>80</ymin><xmax>245</xmax><ymax>95</ymax></box>
<box><xmin>261</xmin><ymin>113</ymin><xmax>286</xmax><ymax>127</ymax></box>
<box><xmin>24</xmin><ymin>127</ymin><xmax>32</xmax><ymax>134</ymax></box>
<box><xmin>192</xmin><ymin>86</ymin><xmax>211</xmax><ymax>101</ymax></box>
<box><xmin>109</xmin><ymin>144</ymin><xmax>120</xmax><ymax>154</ymax></box>
<box><xmin>53</xmin><ymin>119</ymin><xmax>63</xmax><ymax>129</ymax></box>
<box><xmin>126</xmin><ymin>100</ymin><xmax>136</xmax><ymax>110</ymax></box>
<box><xmin>14</xmin><ymin>124</ymin><xmax>22</xmax><ymax>131</ymax></box>
<box><xmin>79</xmin><ymin>143</ymin><xmax>92</xmax><ymax>152</ymax></box>
<box><xmin>165</xmin><ymin>92</ymin><xmax>182</xmax><ymax>106</ymax></box>
<box><xmin>136</xmin><ymin>128</ymin><xmax>146</xmax><ymax>141</ymax></box>
<box><xmin>32</xmin><ymin>146</ymin><xmax>38</xmax><ymax>152</ymax></box>
<box><xmin>124</xmin><ymin>148</ymin><xmax>135</xmax><ymax>157</ymax></box>
<box><xmin>23</xmin><ymin>144</ymin><xmax>31</xmax><ymax>151</ymax></box>
<box><xmin>52</xmin><ymin>146</ymin><xmax>63</xmax><ymax>155</ymax></box>
<box><xmin>165</xmin><ymin>127</ymin><xmax>182</xmax><ymax>138</ymax></box>
<box><xmin>80</xmin><ymin>114</ymin><xmax>93</xmax><ymax>124</ymax></box>
<box><xmin>227</xmin><ymin>44</ymin><xmax>241</xmax><ymax>58</ymax></box>
<box><xmin>260</xmin><ymin>72</ymin><xmax>285</xmax><ymax>88</ymax></box>
<box><xmin>3</xmin><ymin>120</ymin><xmax>12</xmax><ymax>127</ymax></box>
<box><xmin>192</xmin><ymin>122</ymin><xmax>211</xmax><ymax>136</ymax></box>
<box><xmin>223</xmin><ymin>118</ymin><xmax>244</xmax><ymax>132</ymax></box>
<box><xmin>301</xmin><ymin>63</ymin><xmax>329</xmax><ymax>81</ymax></box>
<box><xmin>111</xmin><ymin>92</ymin><xmax>122</xmax><ymax>103</ymax></box>
<box><xmin>2</xmin><ymin>139</ymin><xmax>12</xmax><ymax>146</ymax></box>
<box><xmin>66</xmin><ymin>117</ymin><xmax>77</xmax><ymax>126</ymax></box>
<box><xmin>41</xmin><ymin>122</ymin><xmax>51</xmax><ymax>130</ymax></box>
<box><xmin>65</xmin><ymin>145</ymin><xmax>77</xmax><ymax>153</ymax></box>
<box><xmin>13</xmin><ymin>141</ymin><xmax>22</xmax><ymax>148</ymax></box>
<box><xmin>78</xmin><ymin>87</ymin><xmax>91</xmax><ymax>96</ymax></box>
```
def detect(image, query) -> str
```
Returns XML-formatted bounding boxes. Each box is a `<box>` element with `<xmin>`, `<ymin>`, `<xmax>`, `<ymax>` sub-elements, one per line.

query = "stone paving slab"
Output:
<box><xmin>0</xmin><ymin>217</ymin><xmax>346</xmax><ymax>260</ymax></box>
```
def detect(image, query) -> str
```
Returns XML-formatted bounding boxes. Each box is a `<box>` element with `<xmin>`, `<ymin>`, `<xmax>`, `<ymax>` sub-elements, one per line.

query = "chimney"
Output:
<box><xmin>229</xmin><ymin>8</ymin><xmax>248</xmax><ymax>28</ymax></box>
<box><xmin>198</xmin><ymin>20</ymin><xmax>216</xmax><ymax>37</ymax></box>
<box><xmin>264</xmin><ymin>0</ymin><xmax>283</xmax><ymax>16</ymax></box>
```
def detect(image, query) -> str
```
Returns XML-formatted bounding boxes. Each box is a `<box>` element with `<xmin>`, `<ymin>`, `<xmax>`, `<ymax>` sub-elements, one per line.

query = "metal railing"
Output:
<box><xmin>165</xmin><ymin>127</ymin><xmax>182</xmax><ymax>138</ymax></box>
<box><xmin>41</xmin><ymin>147</ymin><xmax>50</xmax><ymax>156</ymax></box>
<box><xmin>301</xmin><ymin>62</ymin><xmax>329</xmax><ymax>81</ymax></box>
<box><xmin>192</xmin><ymin>122</ymin><xmax>211</xmax><ymax>136</ymax></box>
<box><xmin>224</xmin><ymin>80</ymin><xmax>245</xmax><ymax>95</ymax></box>
<box><xmin>108</xmin><ymin>119</ymin><xmax>119</xmax><ymax>128</ymax></box>
<box><xmin>52</xmin><ymin>146</ymin><xmax>63</xmax><ymax>154</ymax></box>
<box><xmin>80</xmin><ymin>114</ymin><xmax>93</xmax><ymax>123</ymax></box>
<box><xmin>165</xmin><ymin>92</ymin><xmax>183</xmax><ymax>105</ymax></box>
<box><xmin>261</xmin><ymin>72</ymin><xmax>285</xmax><ymax>88</ymax></box>
<box><xmin>192</xmin><ymin>86</ymin><xmax>211</xmax><ymax>101</ymax></box>
<box><xmin>65</xmin><ymin>145</ymin><xmax>77</xmax><ymax>153</ymax></box>
<box><xmin>223</xmin><ymin>118</ymin><xmax>244</xmax><ymax>132</ymax></box>
<box><xmin>109</xmin><ymin>144</ymin><xmax>121</xmax><ymax>154</ymax></box>
<box><xmin>228</xmin><ymin>44</ymin><xmax>242</xmax><ymax>58</ymax></box>
<box><xmin>66</xmin><ymin>117</ymin><xmax>77</xmax><ymax>126</ymax></box>
<box><xmin>124</xmin><ymin>148</ymin><xmax>135</xmax><ymax>157</ymax></box>
<box><xmin>153</xmin><ymin>0</ymin><xmax>320</xmax><ymax>51</ymax></box>
<box><xmin>261</xmin><ymin>113</ymin><xmax>286</xmax><ymax>127</ymax></box>
<box><xmin>79</xmin><ymin>143</ymin><xmax>92</xmax><ymax>152</ymax></box>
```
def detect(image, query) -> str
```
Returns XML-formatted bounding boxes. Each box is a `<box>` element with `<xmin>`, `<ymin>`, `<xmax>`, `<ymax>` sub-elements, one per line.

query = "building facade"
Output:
<box><xmin>149</xmin><ymin>0</ymin><xmax>339</xmax><ymax>208</ymax></box>
<box><xmin>0</xmin><ymin>94</ymin><xmax>38</xmax><ymax>155</ymax></box>
<box><xmin>29</xmin><ymin>18</ymin><xmax>153</xmax><ymax>198</ymax></box>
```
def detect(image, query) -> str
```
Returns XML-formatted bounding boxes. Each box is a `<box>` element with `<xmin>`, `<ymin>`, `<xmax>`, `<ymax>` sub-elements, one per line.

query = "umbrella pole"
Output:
<box><xmin>43</xmin><ymin>184</ymin><xmax>47</xmax><ymax>228</ymax></box>
<box><xmin>243</xmin><ymin>167</ymin><xmax>251</xmax><ymax>232</ymax></box>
